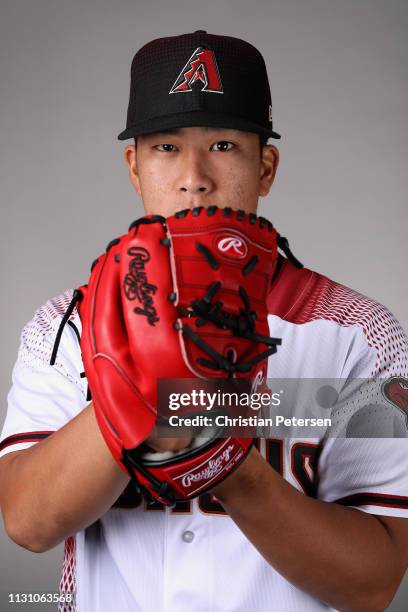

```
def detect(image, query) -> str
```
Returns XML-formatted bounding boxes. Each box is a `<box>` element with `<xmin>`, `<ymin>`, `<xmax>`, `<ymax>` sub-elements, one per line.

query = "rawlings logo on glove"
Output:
<box><xmin>180</xmin><ymin>444</ymin><xmax>236</xmax><ymax>489</ymax></box>
<box><xmin>217</xmin><ymin>235</ymin><xmax>248</xmax><ymax>258</ymax></box>
<box><xmin>124</xmin><ymin>246</ymin><xmax>159</xmax><ymax>324</ymax></box>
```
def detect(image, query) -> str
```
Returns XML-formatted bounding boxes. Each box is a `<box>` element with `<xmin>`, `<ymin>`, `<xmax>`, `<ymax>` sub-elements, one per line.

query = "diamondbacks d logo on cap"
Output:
<box><xmin>170</xmin><ymin>47</ymin><xmax>223</xmax><ymax>94</ymax></box>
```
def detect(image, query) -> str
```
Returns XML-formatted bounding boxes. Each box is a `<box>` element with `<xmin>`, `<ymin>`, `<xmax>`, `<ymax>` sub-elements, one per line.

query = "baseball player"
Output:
<box><xmin>1</xmin><ymin>30</ymin><xmax>408</xmax><ymax>612</ymax></box>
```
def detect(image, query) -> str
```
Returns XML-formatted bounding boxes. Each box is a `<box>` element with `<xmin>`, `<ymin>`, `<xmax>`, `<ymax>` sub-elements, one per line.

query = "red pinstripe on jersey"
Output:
<box><xmin>0</xmin><ymin>431</ymin><xmax>54</xmax><ymax>452</ymax></box>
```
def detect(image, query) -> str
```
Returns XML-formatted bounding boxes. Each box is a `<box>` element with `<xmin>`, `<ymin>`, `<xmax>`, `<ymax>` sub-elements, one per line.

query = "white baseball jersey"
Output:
<box><xmin>1</xmin><ymin>255</ymin><xmax>408</xmax><ymax>612</ymax></box>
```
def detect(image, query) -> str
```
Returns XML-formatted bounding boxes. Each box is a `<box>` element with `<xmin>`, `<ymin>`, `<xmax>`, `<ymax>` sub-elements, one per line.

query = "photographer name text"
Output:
<box><xmin>166</xmin><ymin>414</ymin><xmax>332</xmax><ymax>428</ymax></box>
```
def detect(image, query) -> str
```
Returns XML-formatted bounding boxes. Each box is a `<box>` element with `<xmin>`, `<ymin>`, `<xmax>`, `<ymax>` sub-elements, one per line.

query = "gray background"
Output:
<box><xmin>0</xmin><ymin>0</ymin><xmax>407</xmax><ymax>609</ymax></box>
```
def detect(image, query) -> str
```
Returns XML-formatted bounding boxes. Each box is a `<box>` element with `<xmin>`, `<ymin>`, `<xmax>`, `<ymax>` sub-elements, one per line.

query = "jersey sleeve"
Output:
<box><xmin>317</xmin><ymin>303</ymin><xmax>408</xmax><ymax>517</ymax></box>
<box><xmin>0</xmin><ymin>290</ymin><xmax>88</xmax><ymax>459</ymax></box>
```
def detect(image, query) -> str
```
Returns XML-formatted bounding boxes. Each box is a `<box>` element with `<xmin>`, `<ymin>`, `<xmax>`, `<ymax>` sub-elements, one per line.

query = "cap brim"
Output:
<box><xmin>117</xmin><ymin>111</ymin><xmax>281</xmax><ymax>140</ymax></box>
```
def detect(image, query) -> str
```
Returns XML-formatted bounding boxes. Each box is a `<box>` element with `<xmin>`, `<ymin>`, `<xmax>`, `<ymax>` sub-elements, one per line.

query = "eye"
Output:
<box><xmin>154</xmin><ymin>144</ymin><xmax>177</xmax><ymax>152</ymax></box>
<box><xmin>211</xmin><ymin>141</ymin><xmax>235</xmax><ymax>152</ymax></box>
<box><xmin>154</xmin><ymin>143</ymin><xmax>176</xmax><ymax>152</ymax></box>
<box><xmin>153</xmin><ymin>141</ymin><xmax>235</xmax><ymax>152</ymax></box>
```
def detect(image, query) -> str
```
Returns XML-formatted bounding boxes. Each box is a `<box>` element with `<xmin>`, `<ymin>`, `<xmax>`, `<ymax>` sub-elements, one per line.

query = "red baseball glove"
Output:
<box><xmin>53</xmin><ymin>206</ymin><xmax>282</xmax><ymax>506</ymax></box>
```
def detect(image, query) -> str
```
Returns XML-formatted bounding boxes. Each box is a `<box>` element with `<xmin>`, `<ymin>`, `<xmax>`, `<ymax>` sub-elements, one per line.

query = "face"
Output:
<box><xmin>124</xmin><ymin>127</ymin><xmax>279</xmax><ymax>217</ymax></box>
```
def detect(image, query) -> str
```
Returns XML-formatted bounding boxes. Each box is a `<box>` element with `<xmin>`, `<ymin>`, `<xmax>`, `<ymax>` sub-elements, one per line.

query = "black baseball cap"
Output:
<box><xmin>118</xmin><ymin>30</ymin><xmax>281</xmax><ymax>141</ymax></box>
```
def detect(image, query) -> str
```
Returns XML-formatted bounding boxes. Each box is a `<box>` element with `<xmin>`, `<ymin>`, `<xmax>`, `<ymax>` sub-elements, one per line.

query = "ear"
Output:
<box><xmin>259</xmin><ymin>145</ymin><xmax>279</xmax><ymax>197</ymax></box>
<box><xmin>124</xmin><ymin>144</ymin><xmax>141</xmax><ymax>195</ymax></box>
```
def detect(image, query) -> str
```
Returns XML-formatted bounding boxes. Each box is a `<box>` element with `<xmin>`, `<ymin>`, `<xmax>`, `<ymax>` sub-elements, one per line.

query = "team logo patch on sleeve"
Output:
<box><xmin>381</xmin><ymin>376</ymin><xmax>408</xmax><ymax>427</ymax></box>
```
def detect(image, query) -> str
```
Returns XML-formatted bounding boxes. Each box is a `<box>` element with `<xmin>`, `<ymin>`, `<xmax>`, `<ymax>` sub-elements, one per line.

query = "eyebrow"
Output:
<box><xmin>149</xmin><ymin>127</ymin><xmax>239</xmax><ymax>137</ymax></box>
<box><xmin>151</xmin><ymin>129</ymin><xmax>182</xmax><ymax>136</ymax></box>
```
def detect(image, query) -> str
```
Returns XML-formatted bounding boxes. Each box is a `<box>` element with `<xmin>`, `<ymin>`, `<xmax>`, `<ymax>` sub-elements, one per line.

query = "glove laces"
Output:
<box><xmin>175</xmin><ymin>239</ymin><xmax>282</xmax><ymax>375</ymax></box>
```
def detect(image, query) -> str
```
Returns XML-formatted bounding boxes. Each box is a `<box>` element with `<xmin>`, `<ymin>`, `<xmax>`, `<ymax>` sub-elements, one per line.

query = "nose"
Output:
<box><xmin>176</xmin><ymin>150</ymin><xmax>214</xmax><ymax>196</ymax></box>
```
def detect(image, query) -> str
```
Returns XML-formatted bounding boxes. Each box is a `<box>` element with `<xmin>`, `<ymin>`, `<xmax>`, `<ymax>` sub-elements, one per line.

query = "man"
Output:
<box><xmin>0</xmin><ymin>30</ymin><xmax>407</xmax><ymax>612</ymax></box>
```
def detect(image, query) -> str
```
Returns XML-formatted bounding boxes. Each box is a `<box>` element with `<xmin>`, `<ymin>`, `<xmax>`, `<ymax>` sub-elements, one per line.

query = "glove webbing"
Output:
<box><xmin>178</xmin><ymin>296</ymin><xmax>281</xmax><ymax>375</ymax></box>
<box><xmin>174</xmin><ymin>240</ymin><xmax>281</xmax><ymax>375</ymax></box>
